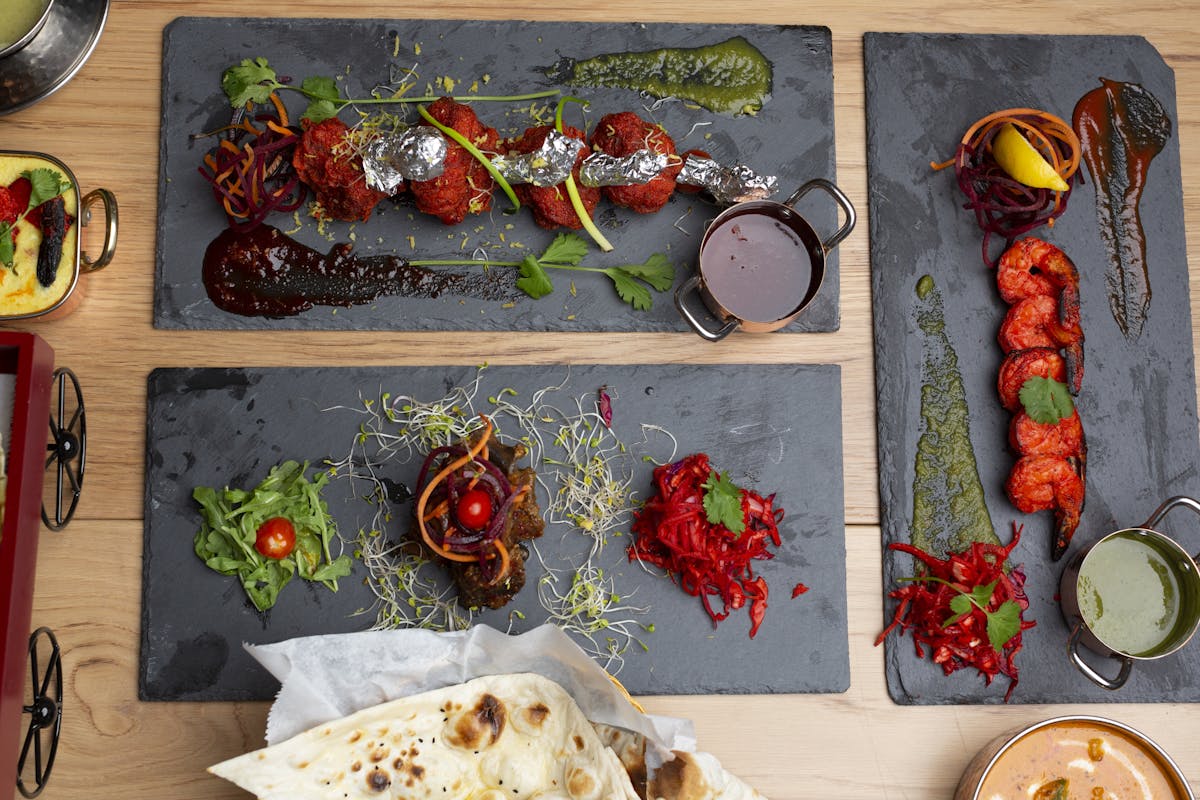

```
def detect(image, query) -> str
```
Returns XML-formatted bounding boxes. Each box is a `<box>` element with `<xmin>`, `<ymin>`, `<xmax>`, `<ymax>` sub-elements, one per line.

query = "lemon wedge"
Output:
<box><xmin>992</xmin><ymin>123</ymin><xmax>1070</xmax><ymax>192</ymax></box>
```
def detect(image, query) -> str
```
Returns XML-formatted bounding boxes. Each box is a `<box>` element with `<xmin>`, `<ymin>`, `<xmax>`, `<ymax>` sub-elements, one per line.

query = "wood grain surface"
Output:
<box><xmin>5</xmin><ymin>1</ymin><xmax>1200</xmax><ymax>797</ymax></box>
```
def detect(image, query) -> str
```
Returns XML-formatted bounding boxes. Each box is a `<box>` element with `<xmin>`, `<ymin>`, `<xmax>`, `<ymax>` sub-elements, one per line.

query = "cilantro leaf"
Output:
<box><xmin>539</xmin><ymin>233</ymin><xmax>589</xmax><ymax>266</ymax></box>
<box><xmin>299</xmin><ymin>76</ymin><xmax>344</xmax><ymax>122</ymax></box>
<box><xmin>0</xmin><ymin>222</ymin><xmax>13</xmax><ymax>268</ymax></box>
<box><xmin>614</xmin><ymin>252</ymin><xmax>675</xmax><ymax>291</ymax></box>
<box><xmin>22</xmin><ymin>169</ymin><xmax>70</xmax><ymax>210</ymax></box>
<box><xmin>516</xmin><ymin>254</ymin><xmax>554</xmax><ymax>299</ymax></box>
<box><xmin>1019</xmin><ymin>376</ymin><xmax>1074</xmax><ymax>424</ymax></box>
<box><xmin>300</xmin><ymin>75</ymin><xmax>342</xmax><ymax>102</ymax></box>
<box><xmin>943</xmin><ymin>592</ymin><xmax>973</xmax><ymax>627</ymax></box>
<box><xmin>605</xmin><ymin>269</ymin><xmax>653</xmax><ymax>311</ymax></box>
<box><xmin>986</xmin><ymin>600</ymin><xmax>1022</xmax><ymax>652</ymax></box>
<box><xmin>970</xmin><ymin>580</ymin><xmax>999</xmax><ymax>609</ymax></box>
<box><xmin>221</xmin><ymin>57</ymin><xmax>282</xmax><ymax>108</ymax></box>
<box><xmin>702</xmin><ymin>470</ymin><xmax>746</xmax><ymax>534</ymax></box>
<box><xmin>302</xmin><ymin>99</ymin><xmax>341</xmax><ymax>124</ymax></box>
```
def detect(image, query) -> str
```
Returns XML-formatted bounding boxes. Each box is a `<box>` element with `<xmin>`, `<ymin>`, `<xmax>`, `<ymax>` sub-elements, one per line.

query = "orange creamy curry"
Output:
<box><xmin>979</xmin><ymin>720</ymin><xmax>1186</xmax><ymax>799</ymax></box>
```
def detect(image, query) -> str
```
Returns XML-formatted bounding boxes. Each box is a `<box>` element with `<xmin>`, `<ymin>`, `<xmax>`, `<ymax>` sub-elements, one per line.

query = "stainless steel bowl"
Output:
<box><xmin>0</xmin><ymin>0</ymin><xmax>109</xmax><ymax>116</ymax></box>
<box><xmin>0</xmin><ymin>0</ymin><xmax>56</xmax><ymax>59</ymax></box>
<box><xmin>955</xmin><ymin>715</ymin><xmax>1194</xmax><ymax>800</ymax></box>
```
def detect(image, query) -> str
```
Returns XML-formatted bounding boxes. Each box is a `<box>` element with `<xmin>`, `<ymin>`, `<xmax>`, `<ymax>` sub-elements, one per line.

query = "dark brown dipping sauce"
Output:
<box><xmin>202</xmin><ymin>224</ymin><xmax>515</xmax><ymax>317</ymax></box>
<box><xmin>1072</xmin><ymin>78</ymin><xmax>1171</xmax><ymax>340</ymax></box>
<box><xmin>700</xmin><ymin>211</ymin><xmax>812</xmax><ymax>323</ymax></box>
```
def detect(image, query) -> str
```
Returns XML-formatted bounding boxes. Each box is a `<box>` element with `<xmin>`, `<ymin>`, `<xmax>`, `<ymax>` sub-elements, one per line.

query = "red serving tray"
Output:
<box><xmin>0</xmin><ymin>332</ymin><xmax>54</xmax><ymax>793</ymax></box>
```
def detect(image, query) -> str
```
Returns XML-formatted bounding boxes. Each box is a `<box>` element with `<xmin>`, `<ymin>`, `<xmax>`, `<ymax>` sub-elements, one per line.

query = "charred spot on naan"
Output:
<box><xmin>444</xmin><ymin>692</ymin><xmax>507</xmax><ymax>749</ymax></box>
<box><xmin>511</xmin><ymin>701</ymin><xmax>552</xmax><ymax>735</ymax></box>
<box><xmin>365</xmin><ymin>766</ymin><xmax>391</xmax><ymax>792</ymax></box>
<box><xmin>567</xmin><ymin>758</ymin><xmax>605</xmax><ymax>800</ymax></box>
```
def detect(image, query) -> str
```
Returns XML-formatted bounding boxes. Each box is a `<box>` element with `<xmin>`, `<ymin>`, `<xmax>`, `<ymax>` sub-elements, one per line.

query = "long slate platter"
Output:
<box><xmin>155</xmin><ymin>18</ymin><xmax>840</xmax><ymax>332</ymax></box>
<box><xmin>867</xmin><ymin>33</ymin><xmax>1200</xmax><ymax>704</ymax></box>
<box><xmin>142</xmin><ymin>364</ymin><xmax>848</xmax><ymax>701</ymax></box>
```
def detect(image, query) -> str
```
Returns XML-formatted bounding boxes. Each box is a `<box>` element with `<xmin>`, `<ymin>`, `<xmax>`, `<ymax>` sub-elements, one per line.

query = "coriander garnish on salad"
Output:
<box><xmin>193</xmin><ymin>460</ymin><xmax>352</xmax><ymax>612</ymax></box>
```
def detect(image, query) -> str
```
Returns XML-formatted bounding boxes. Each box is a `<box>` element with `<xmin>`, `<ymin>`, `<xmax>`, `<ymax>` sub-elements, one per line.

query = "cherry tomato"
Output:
<box><xmin>255</xmin><ymin>517</ymin><xmax>296</xmax><ymax>559</ymax></box>
<box><xmin>455</xmin><ymin>488</ymin><xmax>493</xmax><ymax>530</ymax></box>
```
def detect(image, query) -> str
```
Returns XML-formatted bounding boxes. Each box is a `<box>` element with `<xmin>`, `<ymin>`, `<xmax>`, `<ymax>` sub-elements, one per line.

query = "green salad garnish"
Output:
<box><xmin>193</xmin><ymin>460</ymin><xmax>352</xmax><ymax>611</ymax></box>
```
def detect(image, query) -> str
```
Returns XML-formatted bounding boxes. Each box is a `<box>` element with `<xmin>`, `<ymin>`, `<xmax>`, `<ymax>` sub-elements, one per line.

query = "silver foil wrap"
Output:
<box><xmin>678</xmin><ymin>155</ymin><xmax>778</xmax><ymax>204</ymax></box>
<box><xmin>578</xmin><ymin>149</ymin><xmax>669</xmax><ymax>188</ymax></box>
<box><xmin>363</xmin><ymin>128</ymin><xmax>448</xmax><ymax>193</ymax></box>
<box><xmin>491</xmin><ymin>129</ymin><xmax>585</xmax><ymax>187</ymax></box>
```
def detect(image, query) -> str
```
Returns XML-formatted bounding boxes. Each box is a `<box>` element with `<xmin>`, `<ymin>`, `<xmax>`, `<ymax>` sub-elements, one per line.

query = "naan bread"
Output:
<box><xmin>590</xmin><ymin>726</ymin><xmax>767</xmax><ymax>800</ymax></box>
<box><xmin>592</xmin><ymin>723</ymin><xmax>648</xmax><ymax>797</ymax></box>
<box><xmin>209</xmin><ymin>673</ymin><xmax>639</xmax><ymax>800</ymax></box>
<box><xmin>648</xmin><ymin>751</ymin><xmax>766</xmax><ymax>800</ymax></box>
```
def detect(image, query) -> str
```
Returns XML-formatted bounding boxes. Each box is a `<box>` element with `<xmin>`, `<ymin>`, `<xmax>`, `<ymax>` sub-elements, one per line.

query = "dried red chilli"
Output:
<box><xmin>627</xmin><ymin>453</ymin><xmax>790</xmax><ymax>638</ymax></box>
<box><xmin>875</xmin><ymin>524</ymin><xmax>1035</xmax><ymax>702</ymax></box>
<box><xmin>197</xmin><ymin>93</ymin><xmax>306</xmax><ymax>232</ymax></box>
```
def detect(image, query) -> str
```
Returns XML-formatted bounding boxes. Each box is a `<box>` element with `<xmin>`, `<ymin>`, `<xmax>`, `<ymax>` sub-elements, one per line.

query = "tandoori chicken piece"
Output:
<box><xmin>410</xmin><ymin>97</ymin><xmax>500</xmax><ymax>225</ymax></box>
<box><xmin>589</xmin><ymin>111</ymin><xmax>682</xmax><ymax>214</ymax></box>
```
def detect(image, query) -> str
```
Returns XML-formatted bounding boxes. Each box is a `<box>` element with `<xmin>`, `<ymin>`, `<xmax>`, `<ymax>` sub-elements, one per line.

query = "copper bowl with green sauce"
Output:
<box><xmin>1059</xmin><ymin>496</ymin><xmax>1200</xmax><ymax>690</ymax></box>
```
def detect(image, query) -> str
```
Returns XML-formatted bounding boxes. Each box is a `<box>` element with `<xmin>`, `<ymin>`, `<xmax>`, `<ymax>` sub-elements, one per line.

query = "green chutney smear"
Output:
<box><xmin>543</xmin><ymin>36</ymin><xmax>773</xmax><ymax>116</ymax></box>
<box><xmin>911</xmin><ymin>275</ymin><xmax>998</xmax><ymax>555</ymax></box>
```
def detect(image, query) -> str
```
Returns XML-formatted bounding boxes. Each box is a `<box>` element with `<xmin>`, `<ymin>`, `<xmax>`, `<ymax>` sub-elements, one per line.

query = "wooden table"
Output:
<box><xmin>5</xmin><ymin>1</ymin><xmax>1199</xmax><ymax>797</ymax></box>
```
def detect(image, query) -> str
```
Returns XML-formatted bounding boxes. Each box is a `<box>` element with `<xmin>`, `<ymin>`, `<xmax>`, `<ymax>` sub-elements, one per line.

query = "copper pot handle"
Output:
<box><xmin>79</xmin><ymin>188</ymin><xmax>117</xmax><ymax>272</ymax></box>
<box><xmin>1141</xmin><ymin>495</ymin><xmax>1200</xmax><ymax>561</ymax></box>
<box><xmin>1068</xmin><ymin>621</ymin><xmax>1132</xmax><ymax>690</ymax></box>
<box><xmin>783</xmin><ymin>178</ymin><xmax>856</xmax><ymax>251</ymax></box>
<box><xmin>674</xmin><ymin>274</ymin><xmax>738</xmax><ymax>342</ymax></box>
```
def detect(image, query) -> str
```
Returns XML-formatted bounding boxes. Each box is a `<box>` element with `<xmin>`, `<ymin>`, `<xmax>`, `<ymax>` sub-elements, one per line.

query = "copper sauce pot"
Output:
<box><xmin>674</xmin><ymin>178</ymin><xmax>854</xmax><ymax>341</ymax></box>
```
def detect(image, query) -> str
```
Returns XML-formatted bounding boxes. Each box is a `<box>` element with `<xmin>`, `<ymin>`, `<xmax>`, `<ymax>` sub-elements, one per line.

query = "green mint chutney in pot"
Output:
<box><xmin>1060</xmin><ymin>496</ymin><xmax>1200</xmax><ymax>690</ymax></box>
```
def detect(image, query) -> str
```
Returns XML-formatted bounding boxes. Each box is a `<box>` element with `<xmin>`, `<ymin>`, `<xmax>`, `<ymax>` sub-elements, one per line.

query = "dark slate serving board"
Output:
<box><xmin>142</xmin><ymin>364</ymin><xmax>848</xmax><ymax>701</ymax></box>
<box><xmin>867</xmin><ymin>33</ymin><xmax>1200</xmax><ymax>704</ymax></box>
<box><xmin>155</xmin><ymin>17</ymin><xmax>841</xmax><ymax>332</ymax></box>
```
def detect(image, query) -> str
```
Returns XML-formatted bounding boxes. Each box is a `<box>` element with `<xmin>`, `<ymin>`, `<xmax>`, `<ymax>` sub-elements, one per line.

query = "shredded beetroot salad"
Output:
<box><xmin>876</xmin><ymin>524</ymin><xmax>1035</xmax><ymax>702</ymax></box>
<box><xmin>627</xmin><ymin>453</ymin><xmax>801</xmax><ymax>638</ymax></box>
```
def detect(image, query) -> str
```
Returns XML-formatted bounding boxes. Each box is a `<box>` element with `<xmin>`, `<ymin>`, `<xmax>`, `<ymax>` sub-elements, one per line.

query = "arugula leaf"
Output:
<box><xmin>22</xmin><ymin>169</ymin><xmax>70</xmax><ymax>209</ymax></box>
<box><xmin>702</xmin><ymin>470</ymin><xmax>746</xmax><ymax>534</ymax></box>
<box><xmin>540</xmin><ymin>233</ymin><xmax>589</xmax><ymax>266</ymax></box>
<box><xmin>0</xmin><ymin>222</ymin><xmax>13</xmax><ymax>268</ymax></box>
<box><xmin>221</xmin><ymin>57</ymin><xmax>282</xmax><ymax>107</ymax></box>
<box><xmin>1019</xmin><ymin>376</ymin><xmax>1074</xmax><ymax>424</ymax></box>
<box><xmin>605</xmin><ymin>268</ymin><xmax>653</xmax><ymax>311</ymax></box>
<box><xmin>613</xmin><ymin>252</ymin><xmax>675</xmax><ymax>291</ymax></box>
<box><xmin>516</xmin><ymin>254</ymin><xmax>554</xmax><ymax>299</ymax></box>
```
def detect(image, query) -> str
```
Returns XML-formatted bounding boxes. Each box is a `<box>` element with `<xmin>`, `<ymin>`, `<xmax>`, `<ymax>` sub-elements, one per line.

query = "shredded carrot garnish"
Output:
<box><xmin>484</xmin><ymin>539</ymin><xmax>511</xmax><ymax>586</ymax></box>
<box><xmin>932</xmin><ymin>108</ymin><xmax>1081</xmax><ymax>266</ymax></box>
<box><xmin>415</xmin><ymin>415</ymin><xmax>494</xmax><ymax>562</ymax></box>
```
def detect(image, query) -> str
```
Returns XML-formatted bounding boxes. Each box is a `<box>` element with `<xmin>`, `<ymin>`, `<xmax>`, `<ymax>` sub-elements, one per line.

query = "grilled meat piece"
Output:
<box><xmin>410</xmin><ymin>97</ymin><xmax>499</xmax><ymax>225</ymax></box>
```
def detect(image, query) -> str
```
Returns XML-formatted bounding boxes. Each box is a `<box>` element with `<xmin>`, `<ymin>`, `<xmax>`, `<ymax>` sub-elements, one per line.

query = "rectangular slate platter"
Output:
<box><xmin>141</xmin><ymin>364</ymin><xmax>849</xmax><ymax>701</ymax></box>
<box><xmin>866</xmin><ymin>33</ymin><xmax>1200</xmax><ymax>704</ymax></box>
<box><xmin>155</xmin><ymin>17</ymin><xmax>840</xmax><ymax>332</ymax></box>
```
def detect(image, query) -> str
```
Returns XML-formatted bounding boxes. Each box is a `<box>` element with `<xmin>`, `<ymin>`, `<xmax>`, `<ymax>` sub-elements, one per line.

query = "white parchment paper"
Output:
<box><xmin>245</xmin><ymin>624</ymin><xmax>695</xmax><ymax>763</ymax></box>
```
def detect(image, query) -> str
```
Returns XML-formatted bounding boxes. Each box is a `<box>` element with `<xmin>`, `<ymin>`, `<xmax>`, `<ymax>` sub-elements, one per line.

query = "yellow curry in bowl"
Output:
<box><xmin>962</xmin><ymin>717</ymin><xmax>1192</xmax><ymax>800</ymax></box>
<box><xmin>0</xmin><ymin>153</ymin><xmax>79</xmax><ymax>318</ymax></box>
